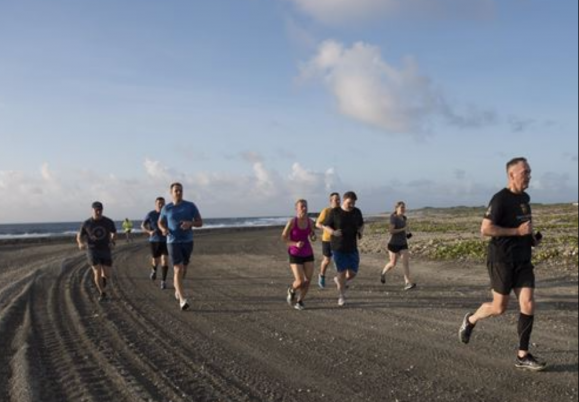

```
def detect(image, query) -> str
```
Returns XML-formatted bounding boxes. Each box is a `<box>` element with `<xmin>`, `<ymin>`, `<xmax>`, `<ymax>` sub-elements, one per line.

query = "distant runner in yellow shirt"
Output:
<box><xmin>315</xmin><ymin>192</ymin><xmax>341</xmax><ymax>289</ymax></box>
<box><xmin>122</xmin><ymin>218</ymin><xmax>134</xmax><ymax>243</ymax></box>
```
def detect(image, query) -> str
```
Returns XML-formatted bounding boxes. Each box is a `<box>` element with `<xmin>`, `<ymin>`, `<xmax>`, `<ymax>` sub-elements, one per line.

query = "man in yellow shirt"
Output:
<box><xmin>315</xmin><ymin>193</ymin><xmax>341</xmax><ymax>288</ymax></box>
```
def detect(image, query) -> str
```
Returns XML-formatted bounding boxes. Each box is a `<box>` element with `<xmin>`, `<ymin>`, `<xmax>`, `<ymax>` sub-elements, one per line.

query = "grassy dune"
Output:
<box><xmin>362</xmin><ymin>203</ymin><xmax>579</xmax><ymax>276</ymax></box>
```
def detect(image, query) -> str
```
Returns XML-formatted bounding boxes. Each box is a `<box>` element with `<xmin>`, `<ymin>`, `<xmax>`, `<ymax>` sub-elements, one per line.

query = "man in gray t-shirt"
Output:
<box><xmin>77</xmin><ymin>201</ymin><xmax>117</xmax><ymax>302</ymax></box>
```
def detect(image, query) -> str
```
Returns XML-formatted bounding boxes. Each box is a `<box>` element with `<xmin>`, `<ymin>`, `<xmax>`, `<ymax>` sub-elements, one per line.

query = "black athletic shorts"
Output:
<box><xmin>322</xmin><ymin>241</ymin><xmax>333</xmax><ymax>258</ymax></box>
<box><xmin>150</xmin><ymin>242</ymin><xmax>169</xmax><ymax>259</ymax></box>
<box><xmin>487</xmin><ymin>261</ymin><xmax>535</xmax><ymax>296</ymax></box>
<box><xmin>289</xmin><ymin>254</ymin><xmax>315</xmax><ymax>265</ymax></box>
<box><xmin>388</xmin><ymin>244</ymin><xmax>409</xmax><ymax>254</ymax></box>
<box><xmin>87</xmin><ymin>249</ymin><xmax>113</xmax><ymax>267</ymax></box>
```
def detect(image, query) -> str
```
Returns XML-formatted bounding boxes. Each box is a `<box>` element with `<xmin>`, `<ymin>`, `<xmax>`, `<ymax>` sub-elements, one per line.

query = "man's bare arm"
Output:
<box><xmin>481</xmin><ymin>219</ymin><xmax>532</xmax><ymax>238</ymax></box>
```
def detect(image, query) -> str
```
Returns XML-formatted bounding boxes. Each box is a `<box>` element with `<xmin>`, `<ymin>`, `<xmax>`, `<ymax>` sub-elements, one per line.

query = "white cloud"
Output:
<box><xmin>289</xmin><ymin>163</ymin><xmax>320</xmax><ymax>187</ymax></box>
<box><xmin>253</xmin><ymin>160</ymin><xmax>280</xmax><ymax>198</ymax></box>
<box><xmin>300</xmin><ymin>40</ymin><xmax>497</xmax><ymax>135</ymax></box>
<box><xmin>324</xmin><ymin>168</ymin><xmax>340</xmax><ymax>191</ymax></box>
<box><xmin>40</xmin><ymin>163</ymin><xmax>53</xmax><ymax>181</ymax></box>
<box><xmin>287</xmin><ymin>163</ymin><xmax>342</xmax><ymax>195</ymax></box>
<box><xmin>144</xmin><ymin>158</ymin><xmax>174</xmax><ymax>182</ymax></box>
<box><xmin>289</xmin><ymin>0</ymin><xmax>496</xmax><ymax>25</ymax></box>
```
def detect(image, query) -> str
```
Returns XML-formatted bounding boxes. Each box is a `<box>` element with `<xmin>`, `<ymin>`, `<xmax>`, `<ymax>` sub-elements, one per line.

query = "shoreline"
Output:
<box><xmin>0</xmin><ymin>225</ymin><xmax>286</xmax><ymax>247</ymax></box>
<box><xmin>0</xmin><ymin>215</ymin><xmax>386</xmax><ymax>247</ymax></box>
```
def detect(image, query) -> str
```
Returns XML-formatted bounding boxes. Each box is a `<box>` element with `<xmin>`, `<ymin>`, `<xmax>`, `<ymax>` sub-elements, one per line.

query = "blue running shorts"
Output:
<box><xmin>333</xmin><ymin>250</ymin><xmax>360</xmax><ymax>273</ymax></box>
<box><xmin>168</xmin><ymin>242</ymin><xmax>194</xmax><ymax>266</ymax></box>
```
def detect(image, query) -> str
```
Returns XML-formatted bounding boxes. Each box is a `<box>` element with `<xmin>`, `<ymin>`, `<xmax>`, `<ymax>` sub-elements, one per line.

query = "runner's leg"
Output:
<box><xmin>300</xmin><ymin>262</ymin><xmax>314</xmax><ymax>301</ymax></box>
<box><xmin>470</xmin><ymin>291</ymin><xmax>510</xmax><ymax>325</ymax></box>
<box><xmin>383</xmin><ymin>251</ymin><xmax>399</xmax><ymax>275</ymax></box>
<box><xmin>174</xmin><ymin>264</ymin><xmax>186</xmax><ymax>302</ymax></box>
<box><xmin>320</xmin><ymin>256</ymin><xmax>331</xmax><ymax>278</ymax></box>
<box><xmin>161</xmin><ymin>254</ymin><xmax>169</xmax><ymax>282</ymax></box>
<box><xmin>515</xmin><ymin>287</ymin><xmax>536</xmax><ymax>357</ymax></box>
<box><xmin>400</xmin><ymin>250</ymin><xmax>412</xmax><ymax>284</ymax></box>
<box><xmin>92</xmin><ymin>266</ymin><xmax>104</xmax><ymax>295</ymax></box>
<box><xmin>336</xmin><ymin>271</ymin><xmax>347</xmax><ymax>295</ymax></box>
<box><xmin>290</xmin><ymin>264</ymin><xmax>306</xmax><ymax>294</ymax></box>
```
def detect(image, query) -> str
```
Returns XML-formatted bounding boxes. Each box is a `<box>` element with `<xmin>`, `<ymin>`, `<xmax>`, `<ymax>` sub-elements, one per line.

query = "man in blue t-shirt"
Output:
<box><xmin>141</xmin><ymin>197</ymin><xmax>170</xmax><ymax>289</ymax></box>
<box><xmin>158</xmin><ymin>183</ymin><xmax>203</xmax><ymax>311</ymax></box>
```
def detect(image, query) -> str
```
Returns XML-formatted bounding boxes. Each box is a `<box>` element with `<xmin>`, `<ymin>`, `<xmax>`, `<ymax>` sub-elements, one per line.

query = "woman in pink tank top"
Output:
<box><xmin>282</xmin><ymin>199</ymin><xmax>317</xmax><ymax>311</ymax></box>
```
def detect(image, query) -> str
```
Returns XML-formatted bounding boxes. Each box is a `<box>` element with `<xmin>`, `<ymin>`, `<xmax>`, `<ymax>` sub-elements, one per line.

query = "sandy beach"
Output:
<box><xmin>0</xmin><ymin>226</ymin><xmax>577</xmax><ymax>402</ymax></box>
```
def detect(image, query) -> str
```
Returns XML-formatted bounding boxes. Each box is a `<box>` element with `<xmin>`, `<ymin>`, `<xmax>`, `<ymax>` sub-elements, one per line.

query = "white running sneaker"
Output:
<box><xmin>338</xmin><ymin>296</ymin><xmax>346</xmax><ymax>307</ymax></box>
<box><xmin>287</xmin><ymin>287</ymin><xmax>297</xmax><ymax>307</ymax></box>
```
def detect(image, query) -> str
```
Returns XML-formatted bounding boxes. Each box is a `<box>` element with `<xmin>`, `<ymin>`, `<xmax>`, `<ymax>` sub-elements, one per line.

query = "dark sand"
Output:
<box><xmin>0</xmin><ymin>228</ymin><xmax>577</xmax><ymax>402</ymax></box>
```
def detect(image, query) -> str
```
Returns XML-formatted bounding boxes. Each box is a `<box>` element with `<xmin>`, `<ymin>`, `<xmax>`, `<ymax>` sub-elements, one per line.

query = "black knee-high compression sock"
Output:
<box><xmin>518</xmin><ymin>313</ymin><xmax>535</xmax><ymax>352</ymax></box>
<box><xmin>162</xmin><ymin>266</ymin><xmax>169</xmax><ymax>282</ymax></box>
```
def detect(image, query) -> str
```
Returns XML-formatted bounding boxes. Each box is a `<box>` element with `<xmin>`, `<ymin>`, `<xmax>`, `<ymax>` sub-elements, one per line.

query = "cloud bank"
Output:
<box><xmin>300</xmin><ymin>40</ymin><xmax>498</xmax><ymax>135</ymax></box>
<box><xmin>0</xmin><ymin>158</ymin><xmax>342</xmax><ymax>223</ymax></box>
<box><xmin>1</xmin><ymin>159</ymin><xmax>576</xmax><ymax>224</ymax></box>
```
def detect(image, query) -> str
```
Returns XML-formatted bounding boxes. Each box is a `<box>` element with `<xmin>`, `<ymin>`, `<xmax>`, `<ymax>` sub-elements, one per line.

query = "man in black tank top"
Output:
<box><xmin>458</xmin><ymin>158</ymin><xmax>547</xmax><ymax>371</ymax></box>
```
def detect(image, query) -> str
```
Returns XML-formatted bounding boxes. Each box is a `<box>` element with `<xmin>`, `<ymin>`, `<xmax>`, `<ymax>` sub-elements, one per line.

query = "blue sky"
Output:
<box><xmin>0</xmin><ymin>0</ymin><xmax>577</xmax><ymax>223</ymax></box>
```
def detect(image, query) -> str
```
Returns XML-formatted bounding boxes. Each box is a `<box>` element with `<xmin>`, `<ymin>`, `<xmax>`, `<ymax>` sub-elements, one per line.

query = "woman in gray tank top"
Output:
<box><xmin>380</xmin><ymin>202</ymin><xmax>416</xmax><ymax>291</ymax></box>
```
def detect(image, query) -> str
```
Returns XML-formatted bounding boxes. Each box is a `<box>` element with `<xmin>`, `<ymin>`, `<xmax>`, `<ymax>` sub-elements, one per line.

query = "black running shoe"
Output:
<box><xmin>459</xmin><ymin>313</ymin><xmax>475</xmax><ymax>344</ymax></box>
<box><xmin>515</xmin><ymin>354</ymin><xmax>547</xmax><ymax>372</ymax></box>
<box><xmin>380</xmin><ymin>272</ymin><xmax>386</xmax><ymax>285</ymax></box>
<box><xmin>98</xmin><ymin>292</ymin><xmax>107</xmax><ymax>302</ymax></box>
<box><xmin>150</xmin><ymin>270</ymin><xmax>157</xmax><ymax>281</ymax></box>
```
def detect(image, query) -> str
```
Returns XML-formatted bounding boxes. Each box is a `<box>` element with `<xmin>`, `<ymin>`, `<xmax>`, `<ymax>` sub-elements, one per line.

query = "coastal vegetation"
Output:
<box><xmin>362</xmin><ymin>203</ymin><xmax>578</xmax><ymax>273</ymax></box>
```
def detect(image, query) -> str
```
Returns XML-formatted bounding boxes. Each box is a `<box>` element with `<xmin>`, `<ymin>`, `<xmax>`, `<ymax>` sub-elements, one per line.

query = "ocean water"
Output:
<box><xmin>0</xmin><ymin>217</ymin><xmax>289</xmax><ymax>240</ymax></box>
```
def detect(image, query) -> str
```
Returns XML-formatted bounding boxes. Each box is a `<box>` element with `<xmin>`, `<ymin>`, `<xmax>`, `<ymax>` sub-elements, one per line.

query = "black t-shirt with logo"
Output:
<box><xmin>80</xmin><ymin>217</ymin><xmax>117</xmax><ymax>250</ymax></box>
<box><xmin>485</xmin><ymin>188</ymin><xmax>533</xmax><ymax>263</ymax></box>
<box><xmin>324</xmin><ymin>207</ymin><xmax>365</xmax><ymax>253</ymax></box>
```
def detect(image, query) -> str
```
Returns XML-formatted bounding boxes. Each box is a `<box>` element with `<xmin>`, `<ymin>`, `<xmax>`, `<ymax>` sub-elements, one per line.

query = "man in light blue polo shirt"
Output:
<box><xmin>158</xmin><ymin>183</ymin><xmax>203</xmax><ymax>311</ymax></box>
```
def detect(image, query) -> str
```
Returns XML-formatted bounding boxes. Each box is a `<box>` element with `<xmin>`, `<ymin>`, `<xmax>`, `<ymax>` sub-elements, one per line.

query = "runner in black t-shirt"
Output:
<box><xmin>323</xmin><ymin>191</ymin><xmax>364</xmax><ymax>307</ymax></box>
<box><xmin>77</xmin><ymin>201</ymin><xmax>117</xmax><ymax>302</ymax></box>
<box><xmin>141</xmin><ymin>197</ymin><xmax>170</xmax><ymax>289</ymax></box>
<box><xmin>458</xmin><ymin>158</ymin><xmax>547</xmax><ymax>371</ymax></box>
